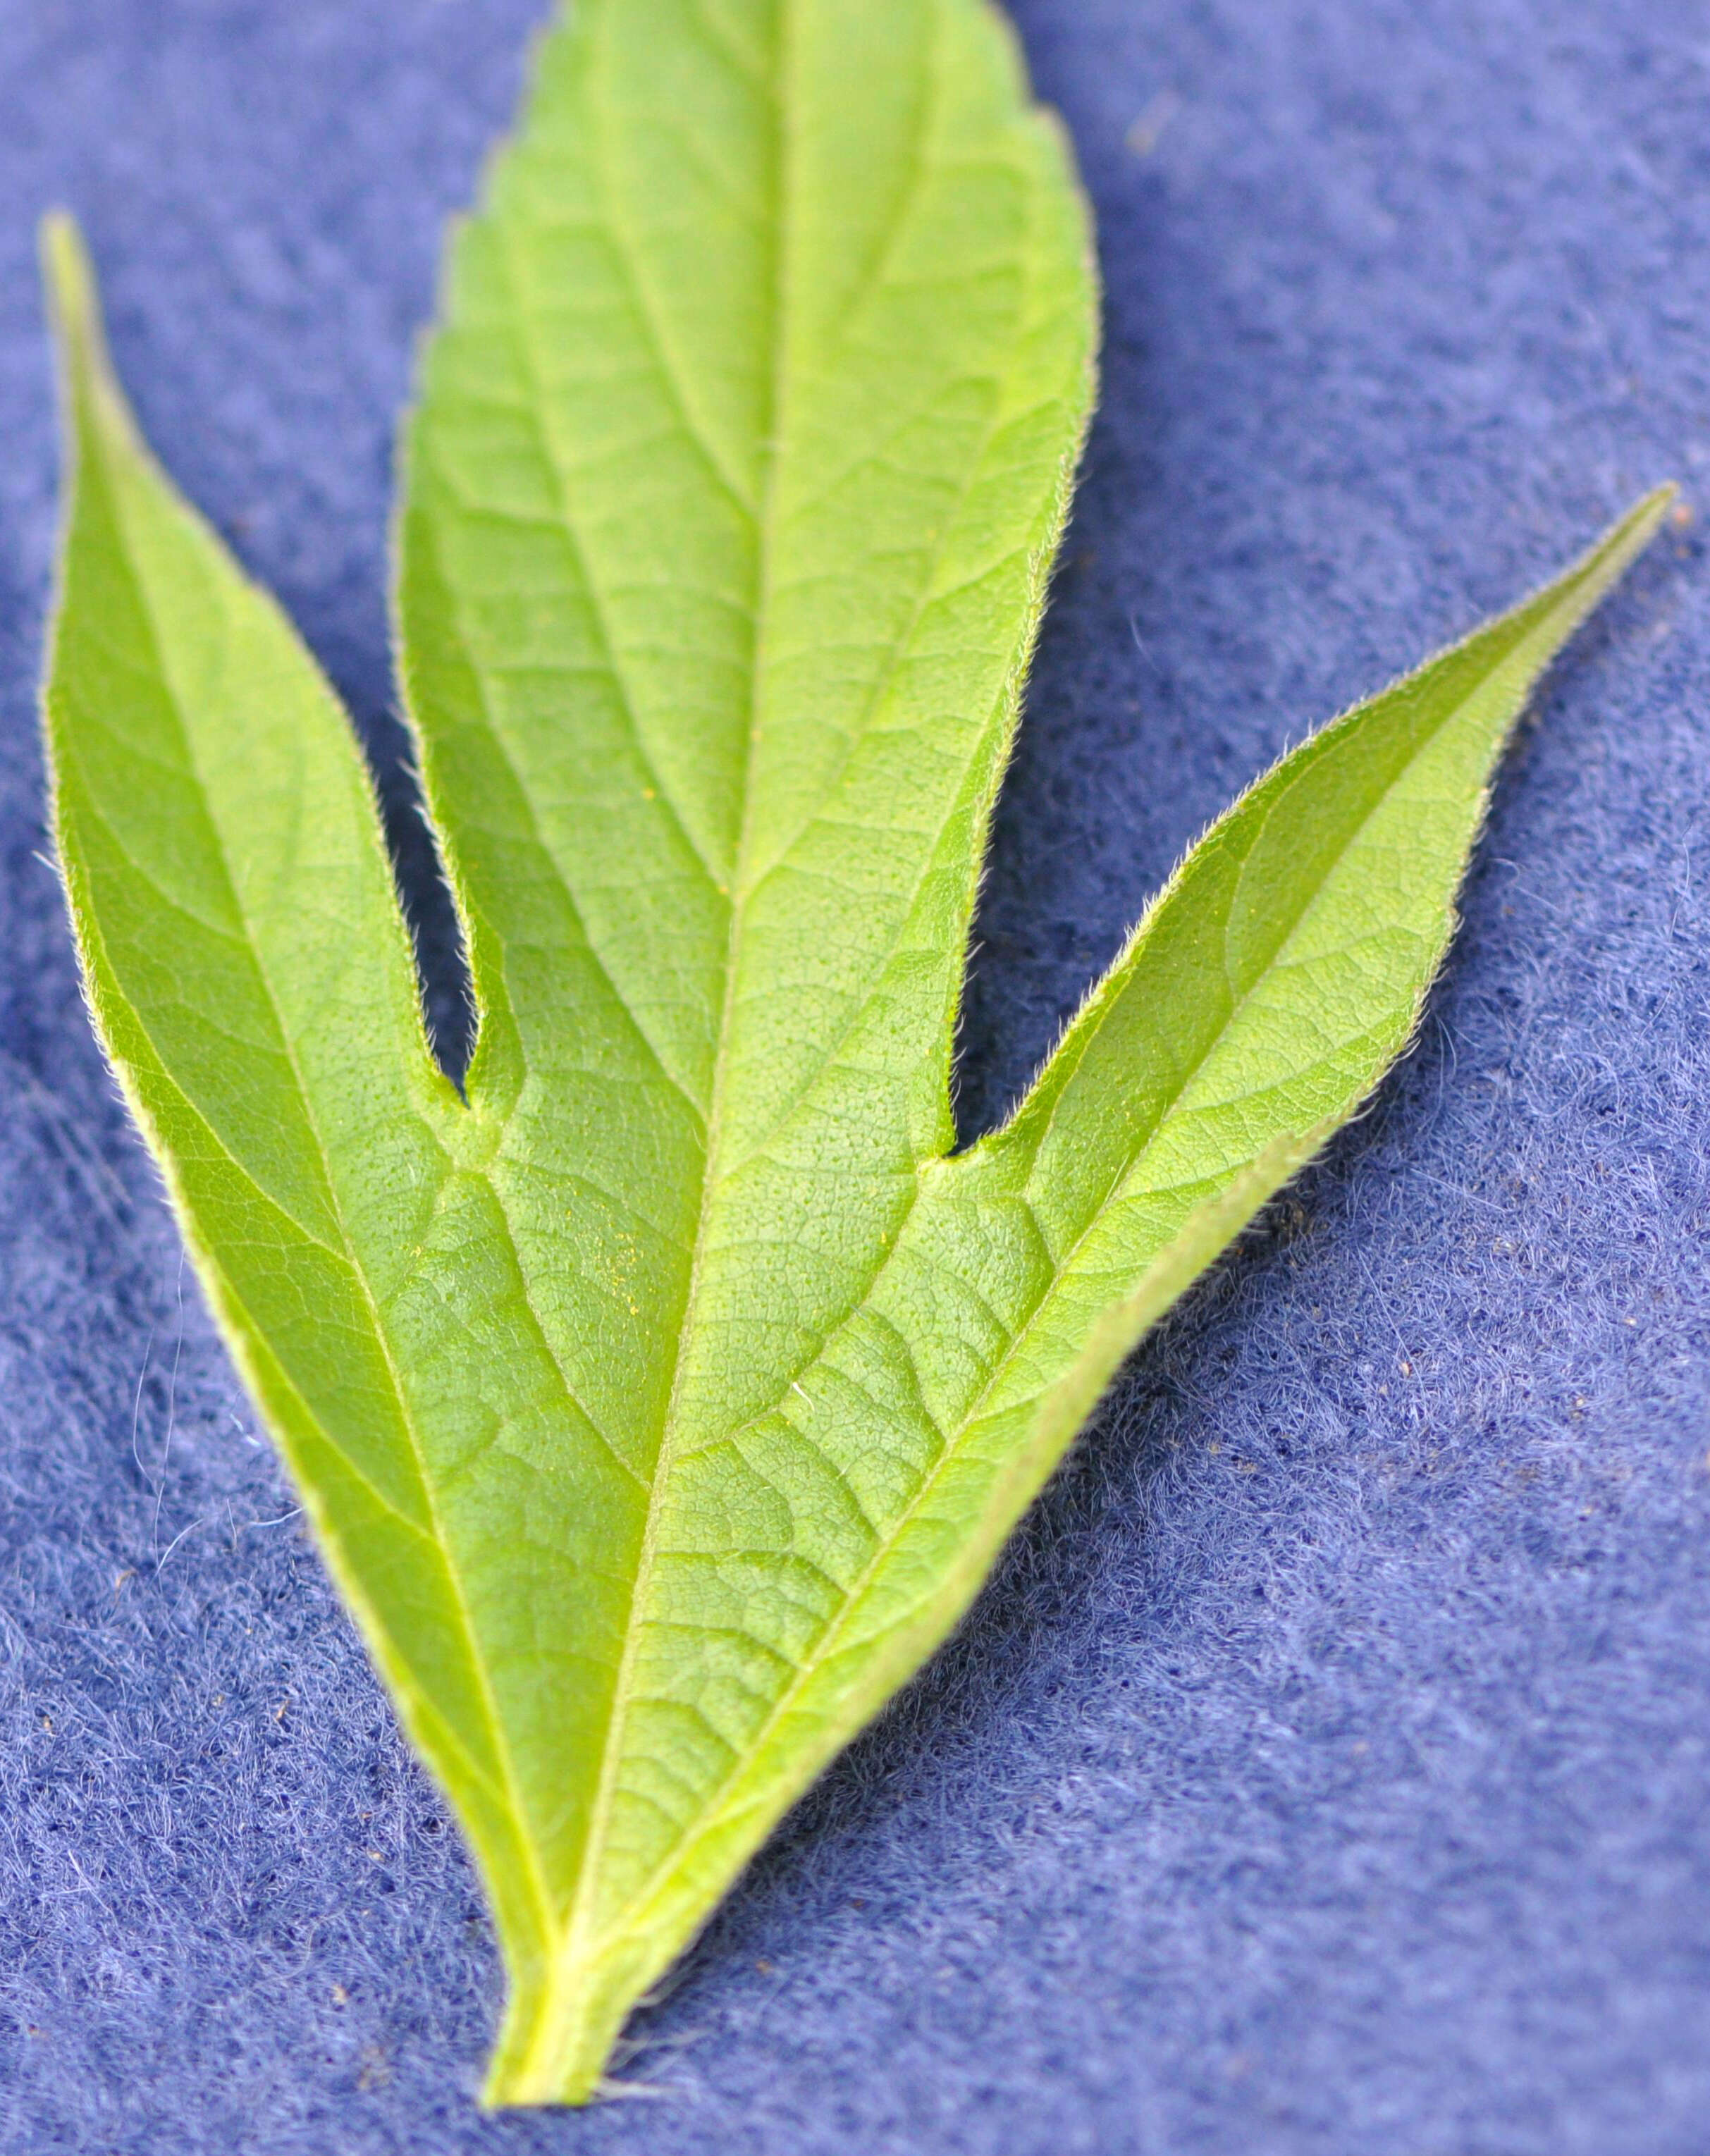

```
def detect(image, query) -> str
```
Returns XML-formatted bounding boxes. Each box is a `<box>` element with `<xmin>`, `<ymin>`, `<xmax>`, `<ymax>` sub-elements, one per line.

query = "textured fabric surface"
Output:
<box><xmin>1</xmin><ymin>2</ymin><xmax>1707</xmax><ymax>2150</ymax></box>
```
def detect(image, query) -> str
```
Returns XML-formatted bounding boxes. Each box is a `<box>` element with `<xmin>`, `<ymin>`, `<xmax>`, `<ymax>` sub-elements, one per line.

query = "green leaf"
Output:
<box><xmin>38</xmin><ymin>0</ymin><xmax>1669</xmax><ymax>2109</ymax></box>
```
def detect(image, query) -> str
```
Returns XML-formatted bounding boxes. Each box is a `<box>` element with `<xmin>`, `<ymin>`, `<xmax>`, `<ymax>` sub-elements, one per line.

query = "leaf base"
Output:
<box><xmin>481</xmin><ymin>1939</ymin><xmax>656</xmax><ymax>2109</ymax></box>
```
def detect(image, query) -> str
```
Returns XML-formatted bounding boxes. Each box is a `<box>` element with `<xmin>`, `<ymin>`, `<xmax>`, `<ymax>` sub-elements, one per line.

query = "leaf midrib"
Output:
<box><xmin>550</xmin><ymin>0</ymin><xmax>800</xmax><ymax>1987</ymax></box>
<box><xmin>550</xmin><ymin>0</ymin><xmax>1050</xmax><ymax>1976</ymax></box>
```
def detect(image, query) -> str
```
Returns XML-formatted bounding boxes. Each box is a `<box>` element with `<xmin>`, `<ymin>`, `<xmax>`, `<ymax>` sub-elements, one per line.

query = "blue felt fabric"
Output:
<box><xmin>1</xmin><ymin>2</ymin><xmax>1707</xmax><ymax>2150</ymax></box>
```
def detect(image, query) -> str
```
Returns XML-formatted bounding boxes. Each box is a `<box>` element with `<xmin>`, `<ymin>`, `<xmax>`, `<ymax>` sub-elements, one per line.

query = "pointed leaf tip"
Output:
<box><xmin>40</xmin><ymin>212</ymin><xmax>146</xmax><ymax>467</ymax></box>
<box><xmin>39</xmin><ymin>210</ymin><xmax>90</xmax><ymax>326</ymax></box>
<box><xmin>41</xmin><ymin>212</ymin><xmax>102</xmax><ymax>383</ymax></box>
<box><xmin>1560</xmin><ymin>481</ymin><xmax>1677</xmax><ymax>610</ymax></box>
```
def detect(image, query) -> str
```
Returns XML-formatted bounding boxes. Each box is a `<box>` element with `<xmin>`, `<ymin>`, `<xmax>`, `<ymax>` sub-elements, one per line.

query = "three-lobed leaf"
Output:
<box><xmin>39</xmin><ymin>0</ymin><xmax>1669</xmax><ymax>2107</ymax></box>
